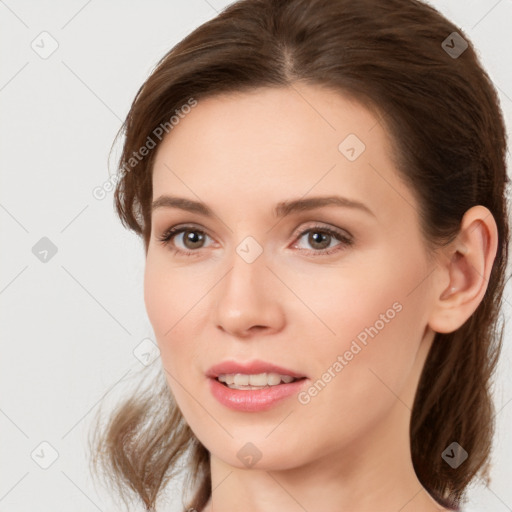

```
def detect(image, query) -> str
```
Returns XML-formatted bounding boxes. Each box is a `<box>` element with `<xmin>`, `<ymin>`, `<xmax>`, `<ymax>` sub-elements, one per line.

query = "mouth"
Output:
<box><xmin>215</xmin><ymin>372</ymin><xmax>307</xmax><ymax>390</ymax></box>
<box><xmin>206</xmin><ymin>362</ymin><xmax>310</xmax><ymax>411</ymax></box>
<box><xmin>206</xmin><ymin>359</ymin><xmax>308</xmax><ymax>389</ymax></box>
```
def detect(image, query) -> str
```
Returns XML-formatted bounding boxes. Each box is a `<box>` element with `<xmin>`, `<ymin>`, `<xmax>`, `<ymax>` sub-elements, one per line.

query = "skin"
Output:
<box><xmin>144</xmin><ymin>84</ymin><xmax>498</xmax><ymax>512</ymax></box>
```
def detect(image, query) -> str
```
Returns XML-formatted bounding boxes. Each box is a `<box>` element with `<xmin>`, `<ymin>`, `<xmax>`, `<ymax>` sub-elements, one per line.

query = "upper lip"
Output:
<box><xmin>206</xmin><ymin>359</ymin><xmax>307</xmax><ymax>379</ymax></box>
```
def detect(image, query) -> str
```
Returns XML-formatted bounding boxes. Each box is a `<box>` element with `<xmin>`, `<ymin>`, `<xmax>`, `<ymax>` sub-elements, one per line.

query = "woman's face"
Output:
<box><xmin>145</xmin><ymin>85</ymin><xmax>440</xmax><ymax>471</ymax></box>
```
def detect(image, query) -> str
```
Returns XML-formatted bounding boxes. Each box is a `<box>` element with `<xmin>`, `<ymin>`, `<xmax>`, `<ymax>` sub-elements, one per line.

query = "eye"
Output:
<box><xmin>157</xmin><ymin>223</ymin><xmax>353</xmax><ymax>257</ymax></box>
<box><xmin>292</xmin><ymin>224</ymin><xmax>353</xmax><ymax>256</ymax></box>
<box><xmin>157</xmin><ymin>225</ymin><xmax>213</xmax><ymax>257</ymax></box>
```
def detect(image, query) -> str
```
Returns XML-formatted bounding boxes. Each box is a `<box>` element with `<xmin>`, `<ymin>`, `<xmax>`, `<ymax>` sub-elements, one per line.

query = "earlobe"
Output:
<box><xmin>427</xmin><ymin>205</ymin><xmax>498</xmax><ymax>334</ymax></box>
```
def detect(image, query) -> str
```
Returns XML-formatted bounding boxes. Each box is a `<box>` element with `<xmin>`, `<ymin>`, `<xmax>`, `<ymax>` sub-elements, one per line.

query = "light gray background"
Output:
<box><xmin>1</xmin><ymin>1</ymin><xmax>511</xmax><ymax>511</ymax></box>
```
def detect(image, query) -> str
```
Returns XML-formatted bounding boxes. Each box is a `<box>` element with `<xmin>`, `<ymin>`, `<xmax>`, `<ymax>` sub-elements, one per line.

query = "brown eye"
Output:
<box><xmin>181</xmin><ymin>230</ymin><xmax>206</xmax><ymax>249</ymax></box>
<box><xmin>293</xmin><ymin>225</ymin><xmax>353</xmax><ymax>256</ymax></box>
<box><xmin>157</xmin><ymin>225</ymin><xmax>213</xmax><ymax>256</ymax></box>
<box><xmin>158</xmin><ymin>223</ymin><xmax>353</xmax><ymax>258</ymax></box>
<box><xmin>307</xmin><ymin>231</ymin><xmax>332</xmax><ymax>250</ymax></box>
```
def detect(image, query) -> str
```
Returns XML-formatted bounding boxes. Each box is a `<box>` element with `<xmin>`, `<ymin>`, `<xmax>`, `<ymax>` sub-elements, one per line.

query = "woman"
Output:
<box><xmin>89</xmin><ymin>0</ymin><xmax>510</xmax><ymax>511</ymax></box>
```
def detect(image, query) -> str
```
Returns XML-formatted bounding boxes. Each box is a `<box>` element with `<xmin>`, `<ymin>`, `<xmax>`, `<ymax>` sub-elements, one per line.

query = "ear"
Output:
<box><xmin>427</xmin><ymin>205</ymin><xmax>499</xmax><ymax>334</ymax></box>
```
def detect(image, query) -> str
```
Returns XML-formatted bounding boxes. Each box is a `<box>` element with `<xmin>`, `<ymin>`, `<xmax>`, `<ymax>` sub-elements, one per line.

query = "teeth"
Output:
<box><xmin>234</xmin><ymin>374</ymin><xmax>249</xmax><ymax>386</ymax></box>
<box><xmin>249</xmin><ymin>373</ymin><xmax>267</xmax><ymax>386</ymax></box>
<box><xmin>267</xmin><ymin>373</ymin><xmax>281</xmax><ymax>385</ymax></box>
<box><xmin>217</xmin><ymin>372</ymin><xmax>298</xmax><ymax>389</ymax></box>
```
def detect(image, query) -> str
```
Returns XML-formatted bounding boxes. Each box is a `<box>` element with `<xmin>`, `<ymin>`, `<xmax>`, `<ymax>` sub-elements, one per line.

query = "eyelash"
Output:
<box><xmin>157</xmin><ymin>223</ymin><xmax>353</xmax><ymax>258</ymax></box>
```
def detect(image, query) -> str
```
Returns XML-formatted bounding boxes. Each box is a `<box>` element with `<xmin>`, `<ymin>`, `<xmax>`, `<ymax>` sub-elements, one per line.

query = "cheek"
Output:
<box><xmin>143</xmin><ymin>252</ymin><xmax>208</xmax><ymax>381</ymax></box>
<box><xmin>143</xmin><ymin>255</ymin><xmax>171</xmax><ymax>337</ymax></box>
<box><xmin>302</xmin><ymin>256</ymin><xmax>430</xmax><ymax>431</ymax></box>
<box><xmin>143</xmin><ymin>255</ymin><xmax>185</xmax><ymax>363</ymax></box>
<box><xmin>143</xmin><ymin>249</ymin><xmax>198</xmax><ymax>335</ymax></box>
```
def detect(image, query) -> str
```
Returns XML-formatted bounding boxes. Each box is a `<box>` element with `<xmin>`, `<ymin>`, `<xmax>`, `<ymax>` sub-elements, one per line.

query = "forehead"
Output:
<box><xmin>151</xmin><ymin>85</ymin><xmax>418</xmax><ymax>226</ymax></box>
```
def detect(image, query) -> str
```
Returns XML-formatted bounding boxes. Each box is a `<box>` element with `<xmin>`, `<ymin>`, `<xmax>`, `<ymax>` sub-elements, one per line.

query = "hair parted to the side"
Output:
<box><xmin>88</xmin><ymin>0</ymin><xmax>510</xmax><ymax>510</ymax></box>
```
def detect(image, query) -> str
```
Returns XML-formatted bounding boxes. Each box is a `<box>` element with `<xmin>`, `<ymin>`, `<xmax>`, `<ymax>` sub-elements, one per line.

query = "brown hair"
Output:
<box><xmin>88</xmin><ymin>0</ymin><xmax>510</xmax><ymax>510</ymax></box>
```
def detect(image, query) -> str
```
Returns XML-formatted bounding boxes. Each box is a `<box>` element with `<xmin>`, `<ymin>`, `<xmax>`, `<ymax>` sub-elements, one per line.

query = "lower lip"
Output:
<box><xmin>208</xmin><ymin>377</ymin><xmax>308</xmax><ymax>412</ymax></box>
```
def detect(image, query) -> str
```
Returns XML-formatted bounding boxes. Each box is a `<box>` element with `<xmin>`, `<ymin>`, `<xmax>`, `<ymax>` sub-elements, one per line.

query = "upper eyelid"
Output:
<box><xmin>158</xmin><ymin>220</ymin><xmax>350</xmax><ymax>235</ymax></box>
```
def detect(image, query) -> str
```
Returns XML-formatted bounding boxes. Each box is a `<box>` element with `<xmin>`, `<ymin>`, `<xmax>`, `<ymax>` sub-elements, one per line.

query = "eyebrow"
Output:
<box><xmin>151</xmin><ymin>194</ymin><xmax>375</xmax><ymax>218</ymax></box>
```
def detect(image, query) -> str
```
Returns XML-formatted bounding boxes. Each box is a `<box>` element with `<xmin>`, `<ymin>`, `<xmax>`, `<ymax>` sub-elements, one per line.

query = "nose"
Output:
<box><xmin>213</xmin><ymin>246</ymin><xmax>286</xmax><ymax>339</ymax></box>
